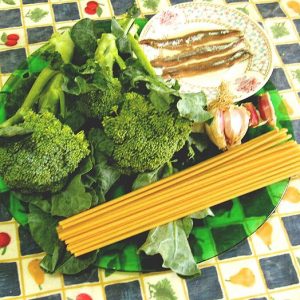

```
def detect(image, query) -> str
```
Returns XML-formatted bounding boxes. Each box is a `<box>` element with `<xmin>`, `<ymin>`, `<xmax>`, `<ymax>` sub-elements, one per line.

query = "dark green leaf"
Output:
<box><xmin>177</xmin><ymin>92</ymin><xmax>212</xmax><ymax>123</ymax></box>
<box><xmin>51</xmin><ymin>158</ymin><xmax>94</xmax><ymax>217</ymax></box>
<box><xmin>40</xmin><ymin>242</ymin><xmax>64</xmax><ymax>273</ymax></box>
<box><xmin>28</xmin><ymin>204</ymin><xmax>59</xmax><ymax>253</ymax></box>
<box><xmin>188</xmin><ymin>133</ymin><xmax>208</xmax><ymax>153</ymax></box>
<box><xmin>70</xmin><ymin>19</ymin><xmax>98</xmax><ymax>58</ymax></box>
<box><xmin>9</xmin><ymin>193</ymin><xmax>28</xmax><ymax>226</ymax></box>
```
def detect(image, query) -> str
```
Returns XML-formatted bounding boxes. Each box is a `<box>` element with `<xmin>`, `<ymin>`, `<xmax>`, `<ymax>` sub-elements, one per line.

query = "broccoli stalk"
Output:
<box><xmin>0</xmin><ymin>31</ymin><xmax>74</xmax><ymax>128</ymax></box>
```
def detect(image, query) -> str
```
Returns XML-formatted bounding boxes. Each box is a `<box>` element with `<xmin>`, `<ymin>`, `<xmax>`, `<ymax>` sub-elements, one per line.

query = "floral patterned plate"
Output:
<box><xmin>140</xmin><ymin>2</ymin><xmax>273</xmax><ymax>102</ymax></box>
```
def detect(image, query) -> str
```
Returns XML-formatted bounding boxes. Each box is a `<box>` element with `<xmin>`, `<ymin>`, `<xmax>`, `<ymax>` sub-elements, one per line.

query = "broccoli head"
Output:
<box><xmin>77</xmin><ymin>80</ymin><xmax>122</xmax><ymax>119</ymax></box>
<box><xmin>0</xmin><ymin>111</ymin><xmax>90</xmax><ymax>193</ymax></box>
<box><xmin>102</xmin><ymin>93</ymin><xmax>191</xmax><ymax>174</ymax></box>
<box><xmin>76</xmin><ymin>33</ymin><xmax>125</xmax><ymax>120</ymax></box>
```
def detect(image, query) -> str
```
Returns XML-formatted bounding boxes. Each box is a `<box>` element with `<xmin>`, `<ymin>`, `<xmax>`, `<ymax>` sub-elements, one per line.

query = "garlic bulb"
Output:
<box><xmin>205</xmin><ymin>105</ymin><xmax>250</xmax><ymax>150</ymax></box>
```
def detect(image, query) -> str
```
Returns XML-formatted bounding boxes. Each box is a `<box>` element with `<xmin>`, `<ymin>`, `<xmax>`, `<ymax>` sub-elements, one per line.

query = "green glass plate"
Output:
<box><xmin>0</xmin><ymin>36</ymin><xmax>294</xmax><ymax>275</ymax></box>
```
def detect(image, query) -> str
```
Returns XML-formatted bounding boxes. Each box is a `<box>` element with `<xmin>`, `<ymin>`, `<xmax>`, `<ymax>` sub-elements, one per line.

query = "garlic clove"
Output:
<box><xmin>258</xmin><ymin>93</ymin><xmax>277</xmax><ymax>127</ymax></box>
<box><xmin>205</xmin><ymin>109</ymin><xmax>227</xmax><ymax>150</ymax></box>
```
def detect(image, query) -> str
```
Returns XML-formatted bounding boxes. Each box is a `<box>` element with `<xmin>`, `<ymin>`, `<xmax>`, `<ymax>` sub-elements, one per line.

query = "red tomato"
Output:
<box><xmin>7</xmin><ymin>34</ymin><xmax>19</xmax><ymax>41</ymax></box>
<box><xmin>5</xmin><ymin>39</ymin><xmax>17</xmax><ymax>46</ymax></box>
<box><xmin>76</xmin><ymin>293</ymin><xmax>93</xmax><ymax>300</ymax></box>
<box><xmin>0</xmin><ymin>232</ymin><xmax>11</xmax><ymax>248</ymax></box>
<box><xmin>85</xmin><ymin>6</ymin><xmax>97</xmax><ymax>15</ymax></box>
<box><xmin>86</xmin><ymin>1</ymin><xmax>99</xmax><ymax>9</ymax></box>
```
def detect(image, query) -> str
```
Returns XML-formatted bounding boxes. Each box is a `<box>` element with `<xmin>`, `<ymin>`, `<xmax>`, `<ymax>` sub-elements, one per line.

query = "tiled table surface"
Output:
<box><xmin>1</xmin><ymin>0</ymin><xmax>300</xmax><ymax>299</ymax></box>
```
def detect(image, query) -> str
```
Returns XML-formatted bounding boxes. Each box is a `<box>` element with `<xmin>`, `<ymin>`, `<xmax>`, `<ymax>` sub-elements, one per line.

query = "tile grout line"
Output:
<box><xmin>13</xmin><ymin>222</ymin><xmax>27</xmax><ymax>300</ymax></box>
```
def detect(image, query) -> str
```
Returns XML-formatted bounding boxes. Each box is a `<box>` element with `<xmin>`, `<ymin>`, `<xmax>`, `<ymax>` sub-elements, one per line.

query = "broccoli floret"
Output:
<box><xmin>0</xmin><ymin>31</ymin><xmax>90</xmax><ymax>194</ymax></box>
<box><xmin>77</xmin><ymin>34</ymin><xmax>125</xmax><ymax>120</ymax></box>
<box><xmin>0</xmin><ymin>111</ymin><xmax>89</xmax><ymax>193</ymax></box>
<box><xmin>102</xmin><ymin>93</ymin><xmax>191</xmax><ymax>173</ymax></box>
<box><xmin>77</xmin><ymin>80</ymin><xmax>122</xmax><ymax>119</ymax></box>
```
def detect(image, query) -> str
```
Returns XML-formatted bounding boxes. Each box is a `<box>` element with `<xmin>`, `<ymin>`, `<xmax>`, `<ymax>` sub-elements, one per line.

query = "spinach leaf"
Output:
<box><xmin>132</xmin><ymin>163</ymin><xmax>173</xmax><ymax>190</ymax></box>
<box><xmin>70</xmin><ymin>19</ymin><xmax>98</xmax><ymax>59</ymax></box>
<box><xmin>40</xmin><ymin>242</ymin><xmax>64</xmax><ymax>273</ymax></box>
<box><xmin>88</xmin><ymin>129</ymin><xmax>121</xmax><ymax>201</ymax></box>
<box><xmin>177</xmin><ymin>92</ymin><xmax>212</xmax><ymax>123</ymax></box>
<box><xmin>139</xmin><ymin>218</ymin><xmax>200</xmax><ymax>276</ymax></box>
<box><xmin>51</xmin><ymin>158</ymin><xmax>94</xmax><ymax>217</ymax></box>
<box><xmin>28</xmin><ymin>204</ymin><xmax>59</xmax><ymax>253</ymax></box>
<box><xmin>189</xmin><ymin>208</ymin><xmax>214</xmax><ymax>219</ymax></box>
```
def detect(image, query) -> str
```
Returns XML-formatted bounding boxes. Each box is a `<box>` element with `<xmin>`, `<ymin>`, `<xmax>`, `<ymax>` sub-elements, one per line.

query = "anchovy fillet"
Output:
<box><xmin>151</xmin><ymin>38</ymin><xmax>244</xmax><ymax>68</ymax></box>
<box><xmin>162</xmin><ymin>49</ymin><xmax>252</xmax><ymax>78</ymax></box>
<box><xmin>140</xmin><ymin>29</ymin><xmax>242</xmax><ymax>50</ymax></box>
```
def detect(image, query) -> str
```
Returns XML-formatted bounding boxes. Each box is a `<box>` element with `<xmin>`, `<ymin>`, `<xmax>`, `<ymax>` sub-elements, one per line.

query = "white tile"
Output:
<box><xmin>0</xmin><ymin>223</ymin><xmax>19</xmax><ymax>260</ymax></box>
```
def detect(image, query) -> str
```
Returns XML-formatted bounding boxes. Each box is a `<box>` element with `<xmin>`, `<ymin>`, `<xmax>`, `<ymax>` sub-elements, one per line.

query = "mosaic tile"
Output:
<box><xmin>280</xmin><ymin>0</ymin><xmax>300</xmax><ymax>18</ymax></box>
<box><xmin>0</xmin><ymin>223</ymin><xmax>18</xmax><ymax>259</ymax></box>
<box><xmin>21</xmin><ymin>255</ymin><xmax>62</xmax><ymax>295</ymax></box>
<box><xmin>27</xmin><ymin>26</ymin><xmax>53</xmax><ymax>44</ymax></box>
<box><xmin>139</xmin><ymin>0</ymin><xmax>170</xmax><ymax>14</ymax></box>
<box><xmin>0</xmin><ymin>28</ymin><xmax>25</xmax><ymax>51</ymax></box>
<box><xmin>186</xmin><ymin>267</ymin><xmax>223</xmax><ymax>300</ymax></box>
<box><xmin>23</xmin><ymin>0</ymin><xmax>48</xmax><ymax>3</ymax></box>
<box><xmin>170</xmin><ymin>0</ymin><xmax>192</xmax><ymax>4</ymax></box>
<box><xmin>291</xmin><ymin>119</ymin><xmax>300</xmax><ymax>144</ymax></box>
<box><xmin>278</xmin><ymin>91</ymin><xmax>300</xmax><ymax>120</ymax></box>
<box><xmin>0</xmin><ymin>262</ymin><xmax>21</xmax><ymax>298</ymax></box>
<box><xmin>218</xmin><ymin>238</ymin><xmax>252</xmax><ymax>260</ymax></box>
<box><xmin>105</xmin><ymin>280</ymin><xmax>143</xmax><ymax>300</ymax></box>
<box><xmin>278</xmin><ymin>179</ymin><xmax>300</xmax><ymax>214</ymax></box>
<box><xmin>52</xmin><ymin>3</ymin><xmax>80</xmax><ymax>22</ymax></box>
<box><xmin>110</xmin><ymin>0</ymin><xmax>135</xmax><ymax>15</ymax></box>
<box><xmin>294</xmin><ymin>19</ymin><xmax>300</xmax><ymax>34</ymax></box>
<box><xmin>259</xmin><ymin>254</ymin><xmax>299</xmax><ymax>289</ymax></box>
<box><xmin>282</xmin><ymin>214</ymin><xmax>300</xmax><ymax>246</ymax></box>
<box><xmin>19</xmin><ymin>225</ymin><xmax>42</xmax><ymax>256</ymax></box>
<box><xmin>251</xmin><ymin>217</ymin><xmax>290</xmax><ymax>255</ymax></box>
<box><xmin>28</xmin><ymin>294</ymin><xmax>62</xmax><ymax>300</ymax></box>
<box><xmin>143</xmin><ymin>273</ymin><xmax>186</xmax><ymax>300</ymax></box>
<box><xmin>276</xmin><ymin>44</ymin><xmax>300</xmax><ymax>64</ymax></box>
<box><xmin>270</xmin><ymin>287</ymin><xmax>300</xmax><ymax>300</ymax></box>
<box><xmin>0</xmin><ymin>9</ymin><xmax>22</xmax><ymax>29</ymax></box>
<box><xmin>269</xmin><ymin>68</ymin><xmax>291</xmax><ymax>91</ymax></box>
<box><xmin>0</xmin><ymin>48</ymin><xmax>27</xmax><ymax>73</ymax></box>
<box><xmin>79</xmin><ymin>0</ymin><xmax>112</xmax><ymax>19</ymax></box>
<box><xmin>226</xmin><ymin>0</ymin><xmax>248</xmax><ymax>3</ymax></box>
<box><xmin>23</xmin><ymin>5</ymin><xmax>52</xmax><ymax>27</ymax></box>
<box><xmin>249</xmin><ymin>298</ymin><xmax>267</xmax><ymax>300</ymax></box>
<box><xmin>256</xmin><ymin>3</ymin><xmax>286</xmax><ymax>18</ymax></box>
<box><xmin>63</xmin><ymin>267</ymin><xmax>99</xmax><ymax>286</ymax></box>
<box><xmin>65</xmin><ymin>286</ymin><xmax>104</xmax><ymax>300</ymax></box>
<box><xmin>219</xmin><ymin>258</ymin><xmax>266</xmax><ymax>299</ymax></box>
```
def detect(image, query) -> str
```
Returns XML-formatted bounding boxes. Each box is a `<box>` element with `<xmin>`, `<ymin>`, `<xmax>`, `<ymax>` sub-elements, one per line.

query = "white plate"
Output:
<box><xmin>139</xmin><ymin>2</ymin><xmax>273</xmax><ymax>102</ymax></box>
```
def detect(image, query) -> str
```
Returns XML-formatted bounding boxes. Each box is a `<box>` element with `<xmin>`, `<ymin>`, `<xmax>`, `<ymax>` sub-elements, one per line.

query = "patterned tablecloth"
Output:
<box><xmin>1</xmin><ymin>0</ymin><xmax>300</xmax><ymax>299</ymax></box>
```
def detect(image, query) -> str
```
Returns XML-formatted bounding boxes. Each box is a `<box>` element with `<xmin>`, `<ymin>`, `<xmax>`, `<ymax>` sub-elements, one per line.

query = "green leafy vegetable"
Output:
<box><xmin>9</xmin><ymin>193</ymin><xmax>28</xmax><ymax>226</ymax></box>
<box><xmin>139</xmin><ymin>218</ymin><xmax>200</xmax><ymax>276</ymax></box>
<box><xmin>28</xmin><ymin>204</ymin><xmax>59</xmax><ymax>254</ymax></box>
<box><xmin>177</xmin><ymin>92</ymin><xmax>212</xmax><ymax>123</ymax></box>
<box><xmin>51</xmin><ymin>158</ymin><xmax>94</xmax><ymax>217</ymax></box>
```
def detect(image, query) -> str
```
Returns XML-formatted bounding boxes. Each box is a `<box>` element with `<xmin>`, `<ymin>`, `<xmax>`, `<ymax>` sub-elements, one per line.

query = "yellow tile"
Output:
<box><xmin>277</xmin><ymin>178</ymin><xmax>300</xmax><ymax>214</ymax></box>
<box><xmin>270</xmin><ymin>286</ymin><xmax>300</xmax><ymax>300</ymax></box>
<box><xmin>251</xmin><ymin>216</ymin><xmax>290</xmax><ymax>256</ymax></box>
<box><xmin>79</xmin><ymin>0</ymin><xmax>112</xmax><ymax>19</ymax></box>
<box><xmin>23</xmin><ymin>4</ymin><xmax>53</xmax><ymax>27</ymax></box>
<box><xmin>0</xmin><ymin>28</ymin><xmax>25</xmax><ymax>51</ymax></box>
<box><xmin>280</xmin><ymin>0</ymin><xmax>300</xmax><ymax>18</ymax></box>
<box><xmin>65</xmin><ymin>285</ymin><xmax>104</xmax><ymax>300</ymax></box>
<box><xmin>142</xmin><ymin>272</ymin><xmax>187</xmax><ymax>300</ymax></box>
<box><xmin>21</xmin><ymin>254</ymin><xmax>62</xmax><ymax>296</ymax></box>
<box><xmin>264</xmin><ymin>18</ymin><xmax>299</xmax><ymax>44</ymax></box>
<box><xmin>138</xmin><ymin>0</ymin><xmax>170</xmax><ymax>15</ymax></box>
<box><xmin>0</xmin><ymin>223</ymin><xmax>19</xmax><ymax>260</ymax></box>
<box><xmin>218</xmin><ymin>258</ymin><xmax>267</xmax><ymax>299</ymax></box>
